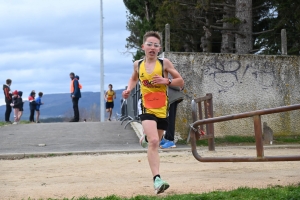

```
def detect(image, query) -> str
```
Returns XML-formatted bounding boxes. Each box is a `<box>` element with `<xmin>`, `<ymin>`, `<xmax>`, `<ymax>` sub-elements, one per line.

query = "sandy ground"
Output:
<box><xmin>1</xmin><ymin>147</ymin><xmax>300</xmax><ymax>200</ymax></box>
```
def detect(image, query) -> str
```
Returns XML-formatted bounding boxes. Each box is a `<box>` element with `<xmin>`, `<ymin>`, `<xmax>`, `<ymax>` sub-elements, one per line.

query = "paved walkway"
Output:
<box><xmin>0</xmin><ymin>121</ymin><xmax>189</xmax><ymax>159</ymax></box>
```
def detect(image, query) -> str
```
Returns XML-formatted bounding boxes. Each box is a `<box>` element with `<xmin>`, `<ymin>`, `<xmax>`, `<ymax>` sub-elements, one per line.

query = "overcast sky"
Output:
<box><xmin>0</xmin><ymin>0</ymin><xmax>134</xmax><ymax>105</ymax></box>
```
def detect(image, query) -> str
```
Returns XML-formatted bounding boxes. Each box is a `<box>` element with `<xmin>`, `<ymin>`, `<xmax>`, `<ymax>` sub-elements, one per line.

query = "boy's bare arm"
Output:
<box><xmin>122</xmin><ymin>61</ymin><xmax>139</xmax><ymax>99</ymax></box>
<box><xmin>164</xmin><ymin>59</ymin><xmax>184</xmax><ymax>88</ymax></box>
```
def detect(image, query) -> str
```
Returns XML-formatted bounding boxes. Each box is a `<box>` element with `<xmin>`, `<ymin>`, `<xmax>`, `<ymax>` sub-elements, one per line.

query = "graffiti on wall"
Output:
<box><xmin>202</xmin><ymin>58</ymin><xmax>276</xmax><ymax>92</ymax></box>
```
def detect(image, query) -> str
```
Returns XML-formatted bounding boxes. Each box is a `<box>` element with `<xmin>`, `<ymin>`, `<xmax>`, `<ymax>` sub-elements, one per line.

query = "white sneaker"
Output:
<box><xmin>13</xmin><ymin>122</ymin><xmax>18</xmax><ymax>125</ymax></box>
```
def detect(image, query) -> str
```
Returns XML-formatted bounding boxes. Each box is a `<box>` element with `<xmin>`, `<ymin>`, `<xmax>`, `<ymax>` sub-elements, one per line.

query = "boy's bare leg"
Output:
<box><xmin>142</xmin><ymin>120</ymin><xmax>164</xmax><ymax>176</ymax></box>
<box><xmin>18</xmin><ymin>111</ymin><xmax>23</xmax><ymax>122</ymax></box>
<box><xmin>36</xmin><ymin>111</ymin><xmax>40</xmax><ymax>122</ymax></box>
<box><xmin>109</xmin><ymin>108</ymin><xmax>112</xmax><ymax>120</ymax></box>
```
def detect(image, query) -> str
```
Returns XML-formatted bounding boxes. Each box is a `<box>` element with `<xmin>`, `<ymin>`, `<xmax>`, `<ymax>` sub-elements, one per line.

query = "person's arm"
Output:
<box><xmin>152</xmin><ymin>58</ymin><xmax>184</xmax><ymax>88</ymax></box>
<box><xmin>122</xmin><ymin>61</ymin><xmax>139</xmax><ymax>99</ymax></box>
<box><xmin>73</xmin><ymin>79</ymin><xmax>79</xmax><ymax>97</ymax></box>
<box><xmin>104</xmin><ymin>91</ymin><xmax>107</xmax><ymax>101</ymax></box>
<box><xmin>113</xmin><ymin>91</ymin><xmax>116</xmax><ymax>99</ymax></box>
<box><xmin>4</xmin><ymin>88</ymin><xmax>11</xmax><ymax>100</ymax></box>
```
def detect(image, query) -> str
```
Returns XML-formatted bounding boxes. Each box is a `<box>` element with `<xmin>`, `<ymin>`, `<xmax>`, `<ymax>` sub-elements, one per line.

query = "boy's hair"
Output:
<box><xmin>6</xmin><ymin>79</ymin><xmax>12</xmax><ymax>85</ymax></box>
<box><xmin>70</xmin><ymin>72</ymin><xmax>75</xmax><ymax>76</ymax></box>
<box><xmin>108</xmin><ymin>84</ymin><xmax>113</xmax><ymax>87</ymax></box>
<box><xmin>143</xmin><ymin>31</ymin><xmax>161</xmax><ymax>43</ymax></box>
<box><xmin>38</xmin><ymin>92</ymin><xmax>43</xmax><ymax>97</ymax></box>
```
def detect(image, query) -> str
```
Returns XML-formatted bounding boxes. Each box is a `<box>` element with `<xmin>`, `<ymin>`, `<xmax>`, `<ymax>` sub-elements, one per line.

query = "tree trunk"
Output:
<box><xmin>221</xmin><ymin>0</ymin><xmax>235</xmax><ymax>53</ymax></box>
<box><xmin>201</xmin><ymin>12</ymin><xmax>213</xmax><ymax>52</ymax></box>
<box><xmin>235</xmin><ymin>0</ymin><xmax>253</xmax><ymax>54</ymax></box>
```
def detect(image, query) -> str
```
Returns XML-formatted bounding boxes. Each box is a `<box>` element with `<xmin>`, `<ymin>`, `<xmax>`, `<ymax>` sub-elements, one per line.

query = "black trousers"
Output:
<box><xmin>72</xmin><ymin>97</ymin><xmax>80</xmax><ymax>121</ymax></box>
<box><xmin>165</xmin><ymin>101</ymin><xmax>179</xmax><ymax>141</ymax></box>
<box><xmin>5</xmin><ymin>103</ymin><xmax>12</xmax><ymax>122</ymax></box>
<box><xmin>29</xmin><ymin>109</ymin><xmax>35</xmax><ymax>122</ymax></box>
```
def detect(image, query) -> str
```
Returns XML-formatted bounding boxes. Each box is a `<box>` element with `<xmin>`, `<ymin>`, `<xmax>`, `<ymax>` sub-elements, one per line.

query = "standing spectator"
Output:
<box><xmin>17</xmin><ymin>91</ymin><xmax>24</xmax><ymax>123</ymax></box>
<box><xmin>105</xmin><ymin>84</ymin><xmax>116</xmax><ymax>121</ymax></box>
<box><xmin>3</xmin><ymin>79</ymin><xmax>12</xmax><ymax>123</ymax></box>
<box><xmin>70</xmin><ymin>73</ymin><xmax>82</xmax><ymax>122</ymax></box>
<box><xmin>160</xmin><ymin>85</ymin><xmax>184</xmax><ymax>148</ymax></box>
<box><xmin>35</xmin><ymin>92</ymin><xmax>44</xmax><ymax>123</ymax></box>
<box><xmin>10</xmin><ymin>90</ymin><xmax>20</xmax><ymax>124</ymax></box>
<box><xmin>28</xmin><ymin>91</ymin><xmax>36</xmax><ymax>123</ymax></box>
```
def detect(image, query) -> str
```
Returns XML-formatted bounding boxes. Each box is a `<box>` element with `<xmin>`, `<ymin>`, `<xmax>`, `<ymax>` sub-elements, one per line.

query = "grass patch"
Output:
<box><xmin>26</xmin><ymin>183</ymin><xmax>300</xmax><ymax>200</ymax></box>
<box><xmin>195</xmin><ymin>135</ymin><xmax>256</xmax><ymax>146</ymax></box>
<box><xmin>0</xmin><ymin>121</ymin><xmax>5</xmax><ymax>127</ymax></box>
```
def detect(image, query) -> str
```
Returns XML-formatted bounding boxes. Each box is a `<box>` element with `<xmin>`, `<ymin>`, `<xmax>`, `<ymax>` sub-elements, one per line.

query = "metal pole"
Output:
<box><xmin>100</xmin><ymin>0</ymin><xmax>105</xmax><ymax>122</ymax></box>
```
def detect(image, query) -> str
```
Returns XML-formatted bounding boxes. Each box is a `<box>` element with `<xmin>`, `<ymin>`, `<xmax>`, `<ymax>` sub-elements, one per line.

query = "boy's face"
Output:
<box><xmin>142</xmin><ymin>36</ymin><xmax>161</xmax><ymax>58</ymax></box>
<box><xmin>108</xmin><ymin>85</ymin><xmax>112</xmax><ymax>90</ymax></box>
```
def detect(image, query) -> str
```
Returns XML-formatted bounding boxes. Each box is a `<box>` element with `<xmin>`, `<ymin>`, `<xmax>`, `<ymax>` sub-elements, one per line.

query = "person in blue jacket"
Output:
<box><xmin>69</xmin><ymin>72</ymin><xmax>82</xmax><ymax>122</ymax></box>
<box><xmin>35</xmin><ymin>92</ymin><xmax>44</xmax><ymax>123</ymax></box>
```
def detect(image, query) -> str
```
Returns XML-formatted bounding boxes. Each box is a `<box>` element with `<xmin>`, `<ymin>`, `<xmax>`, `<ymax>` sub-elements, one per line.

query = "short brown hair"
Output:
<box><xmin>143</xmin><ymin>31</ymin><xmax>161</xmax><ymax>43</ymax></box>
<box><xmin>38</xmin><ymin>92</ymin><xmax>43</xmax><ymax>97</ymax></box>
<box><xmin>6</xmin><ymin>79</ymin><xmax>12</xmax><ymax>85</ymax></box>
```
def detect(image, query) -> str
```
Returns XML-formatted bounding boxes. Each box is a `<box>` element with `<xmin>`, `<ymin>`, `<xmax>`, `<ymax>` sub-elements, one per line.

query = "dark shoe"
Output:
<box><xmin>69</xmin><ymin>119</ymin><xmax>76</xmax><ymax>122</ymax></box>
<box><xmin>5</xmin><ymin>121</ymin><xmax>12</xmax><ymax>124</ymax></box>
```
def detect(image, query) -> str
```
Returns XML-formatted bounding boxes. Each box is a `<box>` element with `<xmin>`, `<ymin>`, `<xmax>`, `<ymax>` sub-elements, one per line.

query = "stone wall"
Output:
<box><xmin>164</xmin><ymin>52</ymin><xmax>300</xmax><ymax>138</ymax></box>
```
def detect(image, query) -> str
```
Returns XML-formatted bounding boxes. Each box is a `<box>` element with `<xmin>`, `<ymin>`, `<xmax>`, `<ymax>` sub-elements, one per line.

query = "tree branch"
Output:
<box><xmin>210</xmin><ymin>25</ymin><xmax>237</xmax><ymax>31</ymax></box>
<box><xmin>252</xmin><ymin>29</ymin><xmax>274</xmax><ymax>35</ymax></box>
<box><xmin>210</xmin><ymin>3</ymin><xmax>235</xmax><ymax>8</ymax></box>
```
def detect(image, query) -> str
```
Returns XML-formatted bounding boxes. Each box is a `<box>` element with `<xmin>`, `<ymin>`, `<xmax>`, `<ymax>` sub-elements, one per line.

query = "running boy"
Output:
<box><xmin>35</xmin><ymin>92</ymin><xmax>44</xmax><ymax>123</ymax></box>
<box><xmin>105</xmin><ymin>84</ymin><xmax>116</xmax><ymax>121</ymax></box>
<box><xmin>122</xmin><ymin>31</ymin><xmax>184</xmax><ymax>194</ymax></box>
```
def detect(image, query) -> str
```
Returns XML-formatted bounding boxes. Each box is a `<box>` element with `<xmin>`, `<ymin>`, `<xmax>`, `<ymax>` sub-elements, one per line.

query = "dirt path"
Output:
<box><xmin>1</xmin><ymin>147</ymin><xmax>300</xmax><ymax>199</ymax></box>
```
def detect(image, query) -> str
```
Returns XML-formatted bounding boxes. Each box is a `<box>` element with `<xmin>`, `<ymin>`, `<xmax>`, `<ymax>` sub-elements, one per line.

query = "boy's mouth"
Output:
<box><xmin>149</xmin><ymin>51</ymin><xmax>155</xmax><ymax>55</ymax></box>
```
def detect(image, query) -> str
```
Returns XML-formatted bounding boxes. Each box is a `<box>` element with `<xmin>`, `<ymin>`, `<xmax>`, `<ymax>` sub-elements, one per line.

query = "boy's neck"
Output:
<box><xmin>145</xmin><ymin>56</ymin><xmax>157</xmax><ymax>63</ymax></box>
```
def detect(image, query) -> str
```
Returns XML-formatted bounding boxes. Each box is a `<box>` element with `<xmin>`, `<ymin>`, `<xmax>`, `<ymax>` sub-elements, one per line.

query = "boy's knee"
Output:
<box><xmin>148</xmin><ymin>137</ymin><xmax>159</xmax><ymax>146</ymax></box>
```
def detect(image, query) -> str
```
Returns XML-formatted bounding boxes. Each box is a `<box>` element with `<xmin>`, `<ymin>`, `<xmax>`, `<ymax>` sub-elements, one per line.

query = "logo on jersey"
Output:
<box><xmin>142</xmin><ymin>80</ymin><xmax>160</xmax><ymax>88</ymax></box>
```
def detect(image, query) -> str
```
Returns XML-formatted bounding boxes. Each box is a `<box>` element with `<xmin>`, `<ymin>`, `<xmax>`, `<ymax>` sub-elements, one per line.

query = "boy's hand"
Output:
<box><xmin>152</xmin><ymin>74</ymin><xmax>168</xmax><ymax>85</ymax></box>
<box><xmin>122</xmin><ymin>90</ymin><xmax>130</xmax><ymax>99</ymax></box>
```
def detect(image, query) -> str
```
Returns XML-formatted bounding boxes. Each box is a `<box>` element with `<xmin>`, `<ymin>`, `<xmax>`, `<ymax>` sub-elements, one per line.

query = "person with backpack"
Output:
<box><xmin>69</xmin><ymin>72</ymin><xmax>82</xmax><ymax>122</ymax></box>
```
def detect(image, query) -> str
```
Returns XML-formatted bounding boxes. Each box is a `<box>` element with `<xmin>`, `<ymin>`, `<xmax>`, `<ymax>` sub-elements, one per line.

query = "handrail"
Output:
<box><xmin>191</xmin><ymin>103</ymin><xmax>300</xmax><ymax>129</ymax></box>
<box><xmin>190</xmin><ymin>102</ymin><xmax>300</xmax><ymax>162</ymax></box>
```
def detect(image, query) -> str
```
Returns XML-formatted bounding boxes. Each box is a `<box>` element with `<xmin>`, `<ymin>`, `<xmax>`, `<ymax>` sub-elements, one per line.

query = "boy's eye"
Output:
<box><xmin>145</xmin><ymin>42</ymin><xmax>160</xmax><ymax>48</ymax></box>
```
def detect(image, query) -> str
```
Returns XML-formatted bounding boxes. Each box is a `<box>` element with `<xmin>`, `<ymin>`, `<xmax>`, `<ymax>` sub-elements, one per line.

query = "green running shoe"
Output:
<box><xmin>139</xmin><ymin>134</ymin><xmax>148</xmax><ymax>148</ymax></box>
<box><xmin>154</xmin><ymin>177</ymin><xmax>170</xmax><ymax>194</ymax></box>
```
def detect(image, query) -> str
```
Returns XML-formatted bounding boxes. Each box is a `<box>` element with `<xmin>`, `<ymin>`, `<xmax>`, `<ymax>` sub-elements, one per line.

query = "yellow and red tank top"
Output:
<box><xmin>106</xmin><ymin>90</ymin><xmax>115</xmax><ymax>102</ymax></box>
<box><xmin>138</xmin><ymin>58</ymin><xmax>168</xmax><ymax>118</ymax></box>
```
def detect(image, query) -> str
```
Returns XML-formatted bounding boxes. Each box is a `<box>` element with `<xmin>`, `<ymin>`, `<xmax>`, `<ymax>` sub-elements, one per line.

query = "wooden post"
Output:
<box><xmin>158</xmin><ymin>32</ymin><xmax>163</xmax><ymax>55</ymax></box>
<box><xmin>281</xmin><ymin>29</ymin><xmax>287</xmax><ymax>55</ymax></box>
<box><xmin>165</xmin><ymin>24</ymin><xmax>170</xmax><ymax>52</ymax></box>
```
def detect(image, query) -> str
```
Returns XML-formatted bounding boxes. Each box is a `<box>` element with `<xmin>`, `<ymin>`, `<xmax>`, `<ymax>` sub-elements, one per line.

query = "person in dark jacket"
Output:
<box><xmin>69</xmin><ymin>72</ymin><xmax>82</xmax><ymax>122</ymax></box>
<box><xmin>28</xmin><ymin>91</ymin><xmax>36</xmax><ymax>123</ymax></box>
<box><xmin>17</xmin><ymin>91</ymin><xmax>24</xmax><ymax>123</ymax></box>
<box><xmin>3</xmin><ymin>79</ymin><xmax>12</xmax><ymax>123</ymax></box>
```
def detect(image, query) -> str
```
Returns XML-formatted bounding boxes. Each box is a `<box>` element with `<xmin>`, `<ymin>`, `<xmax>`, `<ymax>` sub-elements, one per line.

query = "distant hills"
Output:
<box><xmin>0</xmin><ymin>90</ymin><xmax>123</xmax><ymax>121</ymax></box>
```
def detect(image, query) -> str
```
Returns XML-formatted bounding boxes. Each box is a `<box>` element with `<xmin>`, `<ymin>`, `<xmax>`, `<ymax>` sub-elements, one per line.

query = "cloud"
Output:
<box><xmin>0</xmin><ymin>0</ymin><xmax>135</xmax><ymax>106</ymax></box>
